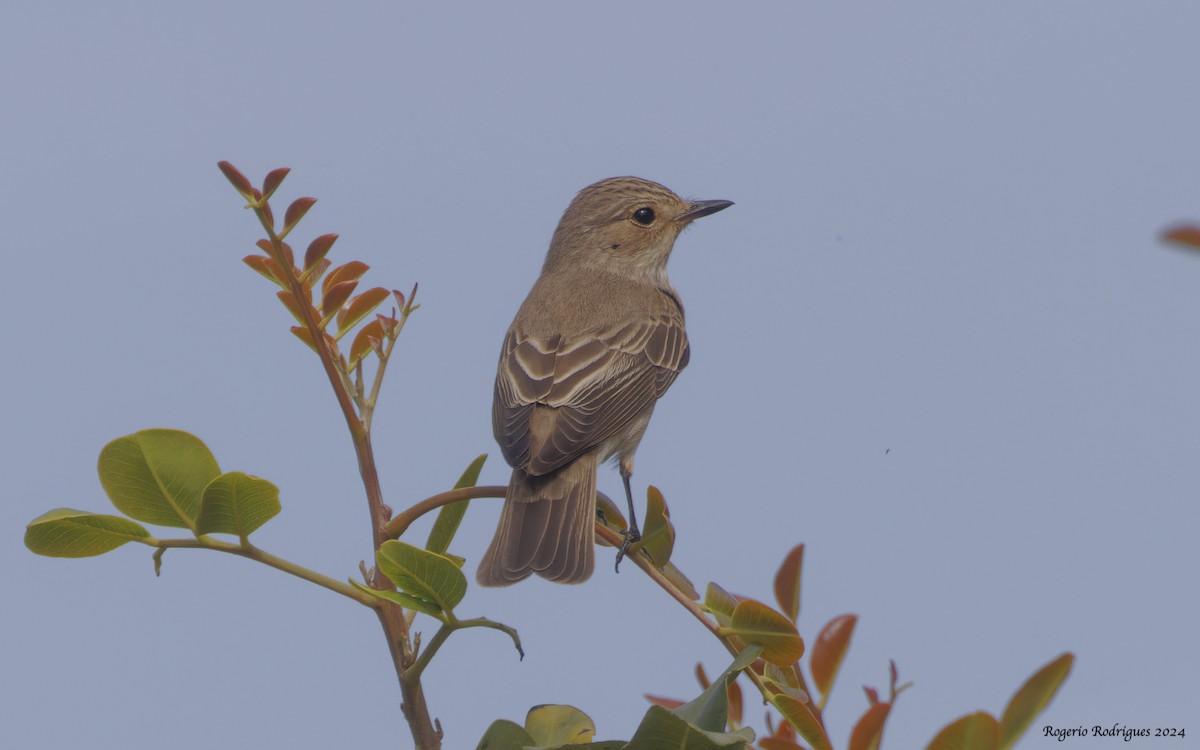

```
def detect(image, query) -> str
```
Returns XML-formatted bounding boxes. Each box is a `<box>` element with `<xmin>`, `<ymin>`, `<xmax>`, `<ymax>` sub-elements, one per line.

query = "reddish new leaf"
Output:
<box><xmin>243</xmin><ymin>255</ymin><xmax>283</xmax><ymax>286</ymax></box>
<box><xmin>863</xmin><ymin>686</ymin><xmax>880</xmax><ymax>705</ymax></box>
<box><xmin>392</xmin><ymin>288</ymin><xmax>406</xmax><ymax>310</ymax></box>
<box><xmin>259</xmin><ymin>194</ymin><xmax>274</xmax><ymax>228</ymax></box>
<box><xmin>1163</xmin><ymin>224</ymin><xmax>1200</xmax><ymax>250</ymax></box>
<box><xmin>290</xmin><ymin>326</ymin><xmax>319</xmax><ymax>353</ymax></box>
<box><xmin>926</xmin><ymin>712</ymin><xmax>999</xmax><ymax>750</ymax></box>
<box><xmin>350</xmin><ymin>319</ymin><xmax>386</xmax><ymax>365</ymax></box>
<box><xmin>644</xmin><ymin>694</ymin><xmax>685</xmax><ymax>710</ymax></box>
<box><xmin>290</xmin><ymin>326</ymin><xmax>335</xmax><ymax>356</ymax></box>
<box><xmin>283</xmin><ymin>197</ymin><xmax>316</xmax><ymax>232</ymax></box>
<box><xmin>338</xmin><ymin>287</ymin><xmax>390</xmax><ymax>333</ymax></box>
<box><xmin>323</xmin><ymin>260</ymin><xmax>370</xmax><ymax>296</ymax></box>
<box><xmin>303</xmin><ymin>258</ymin><xmax>331</xmax><ymax>288</ymax></box>
<box><xmin>773</xmin><ymin>544</ymin><xmax>804</xmax><ymax>623</ymax></box>
<box><xmin>811</xmin><ymin>614</ymin><xmax>857</xmax><ymax>705</ymax></box>
<box><xmin>217</xmin><ymin>161</ymin><xmax>252</xmax><ymax>195</ymax></box>
<box><xmin>848</xmin><ymin>702</ymin><xmax>890</xmax><ymax>750</ymax></box>
<box><xmin>276</xmin><ymin>290</ymin><xmax>313</xmax><ymax>326</ymax></box>
<box><xmin>261</xmin><ymin>167</ymin><xmax>290</xmax><ymax>200</ymax></box>
<box><xmin>322</xmin><ymin>280</ymin><xmax>358</xmax><ymax>317</ymax></box>
<box><xmin>305</xmin><ymin>233</ymin><xmax>338</xmax><ymax>270</ymax></box>
<box><xmin>695</xmin><ymin>663</ymin><xmax>711</xmax><ymax>689</ymax></box>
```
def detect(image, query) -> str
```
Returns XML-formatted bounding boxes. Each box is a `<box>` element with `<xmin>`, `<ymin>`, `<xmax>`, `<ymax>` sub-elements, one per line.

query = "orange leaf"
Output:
<box><xmin>305</xmin><ymin>233</ymin><xmax>338</xmax><ymax>269</ymax></box>
<box><xmin>323</xmin><ymin>260</ymin><xmax>370</xmax><ymax>296</ymax></box>
<box><xmin>217</xmin><ymin>161</ymin><xmax>252</xmax><ymax>195</ymax></box>
<box><xmin>261</xmin><ymin>197</ymin><xmax>274</xmax><ymax>229</ymax></box>
<box><xmin>773</xmin><ymin>544</ymin><xmax>804</xmax><ymax>622</ymax></box>
<box><xmin>643</xmin><ymin>694</ymin><xmax>684</xmax><ymax>710</ymax></box>
<box><xmin>338</xmin><ymin>287</ymin><xmax>390</xmax><ymax>333</ymax></box>
<box><xmin>303</xmin><ymin>258</ymin><xmax>331</xmax><ymax>288</ymax></box>
<box><xmin>694</xmin><ymin>663</ymin><xmax>711</xmax><ymax>689</ymax></box>
<box><xmin>772</xmin><ymin>693</ymin><xmax>831</xmax><ymax>750</ymax></box>
<box><xmin>1163</xmin><ymin>224</ymin><xmax>1200</xmax><ymax>250</ymax></box>
<box><xmin>276</xmin><ymin>290</ymin><xmax>313</xmax><ymax>326</ymax></box>
<box><xmin>278</xmin><ymin>241</ymin><xmax>294</xmax><ymax>268</ymax></box>
<box><xmin>350</xmin><ymin>319</ymin><xmax>386</xmax><ymax>365</ymax></box>
<box><xmin>392</xmin><ymin>288</ymin><xmax>406</xmax><ymax>310</ymax></box>
<box><xmin>724</xmin><ymin>599</ymin><xmax>804</xmax><ymax>666</ymax></box>
<box><xmin>811</xmin><ymin>614</ymin><xmax>857</xmax><ymax>705</ymax></box>
<box><xmin>926</xmin><ymin>712</ymin><xmax>999</xmax><ymax>750</ymax></box>
<box><xmin>998</xmin><ymin>653</ymin><xmax>1073</xmax><ymax>750</ymax></box>
<box><xmin>848</xmin><ymin>702</ymin><xmax>890</xmax><ymax>750</ymax></box>
<box><xmin>243</xmin><ymin>255</ymin><xmax>283</xmax><ymax>286</ymax></box>
<box><xmin>322</xmin><ymin>280</ymin><xmax>358</xmax><ymax>317</ymax></box>
<box><xmin>290</xmin><ymin>326</ymin><xmax>319</xmax><ymax>353</ymax></box>
<box><xmin>284</xmin><ymin>196</ymin><xmax>316</xmax><ymax>232</ymax></box>
<box><xmin>261</xmin><ymin>167</ymin><xmax>290</xmax><ymax>200</ymax></box>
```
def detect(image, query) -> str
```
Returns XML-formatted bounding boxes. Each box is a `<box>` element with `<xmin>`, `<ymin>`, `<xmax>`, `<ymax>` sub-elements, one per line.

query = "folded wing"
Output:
<box><xmin>493</xmin><ymin>313</ymin><xmax>689</xmax><ymax>476</ymax></box>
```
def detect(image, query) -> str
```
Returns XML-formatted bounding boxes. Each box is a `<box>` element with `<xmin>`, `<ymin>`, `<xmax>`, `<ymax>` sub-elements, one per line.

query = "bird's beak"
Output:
<box><xmin>676</xmin><ymin>199</ymin><xmax>734</xmax><ymax>224</ymax></box>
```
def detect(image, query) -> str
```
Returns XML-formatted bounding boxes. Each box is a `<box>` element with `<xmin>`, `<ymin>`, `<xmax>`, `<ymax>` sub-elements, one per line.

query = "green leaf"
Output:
<box><xmin>998</xmin><ymin>653</ymin><xmax>1073</xmax><ymax>750</ymax></box>
<box><xmin>98</xmin><ymin>429</ymin><xmax>220</xmax><ymax>530</ymax></box>
<box><xmin>721</xmin><ymin>599</ymin><xmax>804</xmax><ymax>666</ymax></box>
<box><xmin>676</xmin><ymin>644</ymin><xmax>762</xmax><ymax>733</ymax></box>
<box><xmin>426</xmin><ymin>454</ymin><xmax>487</xmax><ymax>555</ymax></box>
<box><xmin>703</xmin><ymin>582</ymin><xmax>739</xmax><ymax>626</ymax></box>
<box><xmin>25</xmin><ymin>509</ymin><xmax>152</xmax><ymax>557</ymax></box>
<box><xmin>196</xmin><ymin>472</ymin><xmax>280</xmax><ymax>537</ymax></box>
<box><xmin>631</xmin><ymin>485</ymin><xmax>674</xmax><ymax>566</ymax></box>
<box><xmin>376</xmin><ymin>540</ymin><xmax>466</xmax><ymax>615</ymax></box>
<box><xmin>626</xmin><ymin>705</ymin><xmax>755</xmax><ymax>749</ymax></box>
<box><xmin>811</xmin><ymin>614</ymin><xmax>857</xmax><ymax>708</ymax></box>
<box><xmin>926</xmin><ymin>712</ymin><xmax>1000</xmax><ymax>750</ymax></box>
<box><xmin>773</xmin><ymin>544</ymin><xmax>804</xmax><ymax>623</ymax></box>
<box><xmin>772</xmin><ymin>693</ymin><xmax>832</xmax><ymax>750</ymax></box>
<box><xmin>526</xmin><ymin>704</ymin><xmax>595</xmax><ymax>746</ymax></box>
<box><xmin>475</xmin><ymin>719</ymin><xmax>535</xmax><ymax>750</ymax></box>
<box><xmin>348</xmin><ymin>580</ymin><xmax>444</xmax><ymax>620</ymax></box>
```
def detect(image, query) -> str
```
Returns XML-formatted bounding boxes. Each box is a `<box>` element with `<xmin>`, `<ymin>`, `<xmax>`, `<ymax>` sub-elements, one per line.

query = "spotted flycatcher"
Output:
<box><xmin>477</xmin><ymin>176</ymin><xmax>732</xmax><ymax>586</ymax></box>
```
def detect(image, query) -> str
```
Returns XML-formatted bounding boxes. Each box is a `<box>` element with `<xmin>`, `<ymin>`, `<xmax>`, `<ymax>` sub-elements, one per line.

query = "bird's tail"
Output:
<box><xmin>476</xmin><ymin>455</ymin><xmax>598</xmax><ymax>586</ymax></box>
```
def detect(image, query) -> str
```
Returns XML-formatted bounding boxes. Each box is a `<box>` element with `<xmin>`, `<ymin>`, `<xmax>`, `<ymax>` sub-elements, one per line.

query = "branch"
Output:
<box><xmin>150</xmin><ymin>537</ymin><xmax>373</xmax><ymax>604</ymax></box>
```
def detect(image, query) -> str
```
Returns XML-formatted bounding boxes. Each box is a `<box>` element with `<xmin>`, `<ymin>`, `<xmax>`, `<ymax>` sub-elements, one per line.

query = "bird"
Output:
<box><xmin>476</xmin><ymin>176</ymin><xmax>732</xmax><ymax>586</ymax></box>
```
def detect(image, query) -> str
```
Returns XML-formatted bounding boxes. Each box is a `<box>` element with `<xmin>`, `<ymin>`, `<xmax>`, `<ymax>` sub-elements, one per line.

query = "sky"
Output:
<box><xmin>4</xmin><ymin>2</ymin><xmax>1198</xmax><ymax>748</ymax></box>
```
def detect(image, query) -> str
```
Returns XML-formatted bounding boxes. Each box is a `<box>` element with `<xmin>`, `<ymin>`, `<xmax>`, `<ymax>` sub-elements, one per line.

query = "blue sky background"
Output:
<box><xmin>4</xmin><ymin>3</ymin><xmax>1198</xmax><ymax>748</ymax></box>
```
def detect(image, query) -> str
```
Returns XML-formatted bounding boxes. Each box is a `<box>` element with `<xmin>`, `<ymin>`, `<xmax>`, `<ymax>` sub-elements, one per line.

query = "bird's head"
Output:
<box><xmin>543</xmin><ymin>176</ymin><xmax>732</xmax><ymax>284</ymax></box>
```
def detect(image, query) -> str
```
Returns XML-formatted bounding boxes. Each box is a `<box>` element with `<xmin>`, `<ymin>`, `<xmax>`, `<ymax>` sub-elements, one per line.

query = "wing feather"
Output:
<box><xmin>493</xmin><ymin>313</ymin><xmax>688</xmax><ymax>475</ymax></box>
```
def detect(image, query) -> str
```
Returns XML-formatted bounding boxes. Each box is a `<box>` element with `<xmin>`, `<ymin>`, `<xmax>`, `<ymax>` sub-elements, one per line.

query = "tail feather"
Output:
<box><xmin>476</xmin><ymin>456</ymin><xmax>598</xmax><ymax>586</ymax></box>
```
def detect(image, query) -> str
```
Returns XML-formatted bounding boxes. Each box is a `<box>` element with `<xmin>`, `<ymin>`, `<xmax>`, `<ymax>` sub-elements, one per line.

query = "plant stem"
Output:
<box><xmin>249</xmin><ymin>202</ymin><xmax>439</xmax><ymax>748</ymax></box>
<box><xmin>151</xmin><ymin>537</ymin><xmax>371</xmax><ymax>603</ymax></box>
<box><xmin>383</xmin><ymin>482</ymin><xmax>809</xmax><ymax>725</ymax></box>
<box><xmin>383</xmin><ymin>485</ymin><xmax>509</xmax><ymax>539</ymax></box>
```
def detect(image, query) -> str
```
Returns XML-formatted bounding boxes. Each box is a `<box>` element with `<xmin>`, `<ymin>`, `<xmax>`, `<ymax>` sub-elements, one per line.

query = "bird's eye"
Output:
<box><xmin>632</xmin><ymin>207</ymin><xmax>656</xmax><ymax>226</ymax></box>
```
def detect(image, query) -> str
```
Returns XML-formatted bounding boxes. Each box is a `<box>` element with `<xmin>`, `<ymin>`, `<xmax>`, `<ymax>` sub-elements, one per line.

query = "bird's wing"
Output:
<box><xmin>493</xmin><ymin>313</ymin><xmax>689</xmax><ymax>475</ymax></box>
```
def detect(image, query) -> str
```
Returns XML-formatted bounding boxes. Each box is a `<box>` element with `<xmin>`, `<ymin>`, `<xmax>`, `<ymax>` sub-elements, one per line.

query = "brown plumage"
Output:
<box><xmin>477</xmin><ymin>176</ymin><xmax>732</xmax><ymax>586</ymax></box>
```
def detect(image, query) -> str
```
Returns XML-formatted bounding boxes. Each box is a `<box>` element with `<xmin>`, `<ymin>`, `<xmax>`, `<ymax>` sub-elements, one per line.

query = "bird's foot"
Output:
<box><xmin>614</xmin><ymin>528</ymin><xmax>642</xmax><ymax>573</ymax></box>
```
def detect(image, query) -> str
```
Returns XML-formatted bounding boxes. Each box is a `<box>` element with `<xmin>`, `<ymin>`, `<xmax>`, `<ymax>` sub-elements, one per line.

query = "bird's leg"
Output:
<box><xmin>615</xmin><ymin>457</ymin><xmax>641</xmax><ymax>572</ymax></box>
